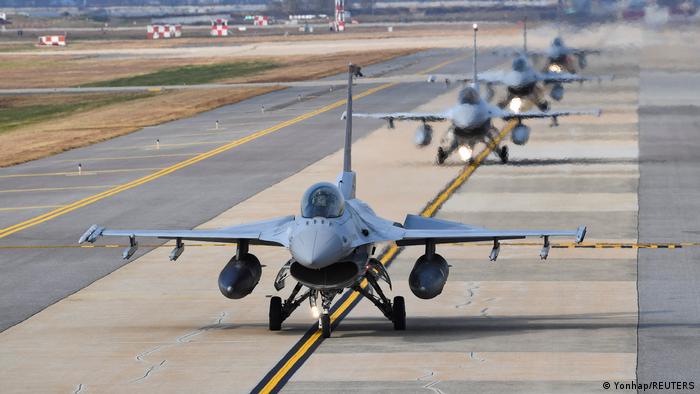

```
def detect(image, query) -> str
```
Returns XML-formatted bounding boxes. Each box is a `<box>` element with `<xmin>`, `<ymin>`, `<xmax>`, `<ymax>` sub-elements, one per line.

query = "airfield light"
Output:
<box><xmin>473</xmin><ymin>23</ymin><xmax>478</xmax><ymax>30</ymax></box>
<box><xmin>509</xmin><ymin>97</ymin><xmax>523</xmax><ymax>113</ymax></box>
<box><xmin>458</xmin><ymin>145</ymin><xmax>473</xmax><ymax>162</ymax></box>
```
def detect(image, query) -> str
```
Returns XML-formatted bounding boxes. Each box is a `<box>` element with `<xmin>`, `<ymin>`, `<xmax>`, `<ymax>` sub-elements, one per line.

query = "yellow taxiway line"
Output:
<box><xmin>0</xmin><ymin>185</ymin><xmax>116</xmax><ymax>194</ymax></box>
<box><xmin>0</xmin><ymin>205</ymin><xmax>63</xmax><ymax>212</ymax></box>
<box><xmin>0</xmin><ymin>57</ymin><xmax>460</xmax><ymax>241</ymax></box>
<box><xmin>0</xmin><ymin>167</ymin><xmax>163</xmax><ymax>179</ymax></box>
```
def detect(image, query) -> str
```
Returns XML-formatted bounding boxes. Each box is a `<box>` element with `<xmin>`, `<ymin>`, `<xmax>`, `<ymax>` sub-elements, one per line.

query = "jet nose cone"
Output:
<box><xmin>290</xmin><ymin>224</ymin><xmax>345</xmax><ymax>269</ymax></box>
<box><xmin>451</xmin><ymin>106</ymin><xmax>473</xmax><ymax>129</ymax></box>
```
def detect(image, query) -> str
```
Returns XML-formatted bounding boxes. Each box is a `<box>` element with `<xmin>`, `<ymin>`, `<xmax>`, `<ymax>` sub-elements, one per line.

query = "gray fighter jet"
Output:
<box><xmin>541</xmin><ymin>35</ymin><xmax>600</xmax><ymax>75</ymax></box>
<box><xmin>354</xmin><ymin>25</ymin><xmax>600</xmax><ymax>165</ymax></box>
<box><xmin>429</xmin><ymin>20</ymin><xmax>601</xmax><ymax>111</ymax></box>
<box><xmin>79</xmin><ymin>64</ymin><xmax>587</xmax><ymax>338</ymax></box>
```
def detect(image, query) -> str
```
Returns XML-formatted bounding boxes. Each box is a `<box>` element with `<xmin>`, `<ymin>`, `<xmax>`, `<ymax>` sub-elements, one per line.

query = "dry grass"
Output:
<box><xmin>0</xmin><ymin>87</ymin><xmax>277</xmax><ymax>168</ymax></box>
<box><xmin>0</xmin><ymin>48</ymin><xmax>417</xmax><ymax>167</ymax></box>
<box><xmin>0</xmin><ymin>48</ymin><xmax>415</xmax><ymax>89</ymax></box>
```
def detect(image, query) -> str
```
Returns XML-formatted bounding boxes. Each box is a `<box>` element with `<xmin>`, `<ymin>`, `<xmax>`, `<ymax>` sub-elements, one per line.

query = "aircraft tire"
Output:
<box><xmin>321</xmin><ymin>313</ymin><xmax>332</xmax><ymax>338</ymax></box>
<box><xmin>436</xmin><ymin>147</ymin><xmax>448</xmax><ymax>165</ymax></box>
<box><xmin>269</xmin><ymin>296</ymin><xmax>283</xmax><ymax>331</ymax></box>
<box><xmin>393</xmin><ymin>296</ymin><xmax>406</xmax><ymax>330</ymax></box>
<box><xmin>499</xmin><ymin>145</ymin><xmax>509</xmax><ymax>164</ymax></box>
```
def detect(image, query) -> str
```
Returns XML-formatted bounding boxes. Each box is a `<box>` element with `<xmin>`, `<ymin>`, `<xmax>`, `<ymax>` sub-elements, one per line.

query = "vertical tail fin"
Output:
<box><xmin>343</xmin><ymin>64</ymin><xmax>362</xmax><ymax>173</ymax></box>
<box><xmin>472</xmin><ymin>23</ymin><xmax>479</xmax><ymax>90</ymax></box>
<box><xmin>523</xmin><ymin>17</ymin><xmax>528</xmax><ymax>53</ymax></box>
<box><xmin>338</xmin><ymin>64</ymin><xmax>362</xmax><ymax>199</ymax></box>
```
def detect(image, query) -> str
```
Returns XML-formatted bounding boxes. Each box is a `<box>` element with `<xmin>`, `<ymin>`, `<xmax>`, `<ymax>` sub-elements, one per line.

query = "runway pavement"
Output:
<box><xmin>0</xmin><ymin>24</ymin><xmax>698</xmax><ymax>394</ymax></box>
<box><xmin>637</xmin><ymin>28</ymin><xmax>700</xmax><ymax>388</ymax></box>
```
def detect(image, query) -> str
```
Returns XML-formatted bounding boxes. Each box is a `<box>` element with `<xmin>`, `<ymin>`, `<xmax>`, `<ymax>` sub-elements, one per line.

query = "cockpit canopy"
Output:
<box><xmin>458</xmin><ymin>87</ymin><xmax>480</xmax><ymax>105</ymax></box>
<box><xmin>552</xmin><ymin>37</ymin><xmax>564</xmax><ymax>47</ymax></box>
<box><xmin>512</xmin><ymin>56</ymin><xmax>528</xmax><ymax>72</ymax></box>
<box><xmin>301</xmin><ymin>182</ymin><xmax>345</xmax><ymax>218</ymax></box>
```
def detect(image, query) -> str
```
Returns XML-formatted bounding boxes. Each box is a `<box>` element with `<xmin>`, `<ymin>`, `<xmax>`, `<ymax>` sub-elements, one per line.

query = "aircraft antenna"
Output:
<box><xmin>472</xmin><ymin>23</ymin><xmax>478</xmax><ymax>89</ymax></box>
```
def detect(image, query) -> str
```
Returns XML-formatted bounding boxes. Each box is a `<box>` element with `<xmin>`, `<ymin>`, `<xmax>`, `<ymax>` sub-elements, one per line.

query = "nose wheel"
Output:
<box><xmin>320</xmin><ymin>313</ymin><xmax>332</xmax><ymax>338</ymax></box>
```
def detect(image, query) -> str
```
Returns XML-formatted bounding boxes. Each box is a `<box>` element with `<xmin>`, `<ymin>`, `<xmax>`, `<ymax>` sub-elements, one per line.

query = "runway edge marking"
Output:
<box><xmin>251</xmin><ymin>121</ymin><xmax>516</xmax><ymax>394</ymax></box>
<box><xmin>0</xmin><ymin>57</ymin><xmax>459</xmax><ymax>240</ymax></box>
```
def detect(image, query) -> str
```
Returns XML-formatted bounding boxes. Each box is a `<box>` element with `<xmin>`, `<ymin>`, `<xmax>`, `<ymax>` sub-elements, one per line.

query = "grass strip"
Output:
<box><xmin>84</xmin><ymin>61</ymin><xmax>279</xmax><ymax>87</ymax></box>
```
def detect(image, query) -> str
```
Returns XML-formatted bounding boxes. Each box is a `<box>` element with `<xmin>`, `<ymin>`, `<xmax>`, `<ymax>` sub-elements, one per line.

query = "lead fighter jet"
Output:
<box><xmin>353</xmin><ymin>24</ymin><xmax>600</xmax><ymax>165</ymax></box>
<box><xmin>79</xmin><ymin>64</ymin><xmax>587</xmax><ymax>338</ymax></box>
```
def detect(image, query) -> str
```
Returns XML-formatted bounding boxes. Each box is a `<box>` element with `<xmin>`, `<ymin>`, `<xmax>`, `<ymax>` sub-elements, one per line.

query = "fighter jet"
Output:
<box><xmin>353</xmin><ymin>24</ymin><xmax>601</xmax><ymax>165</ymax></box>
<box><xmin>429</xmin><ymin>20</ymin><xmax>601</xmax><ymax>110</ymax></box>
<box><xmin>78</xmin><ymin>64</ymin><xmax>587</xmax><ymax>338</ymax></box>
<box><xmin>541</xmin><ymin>35</ymin><xmax>600</xmax><ymax>75</ymax></box>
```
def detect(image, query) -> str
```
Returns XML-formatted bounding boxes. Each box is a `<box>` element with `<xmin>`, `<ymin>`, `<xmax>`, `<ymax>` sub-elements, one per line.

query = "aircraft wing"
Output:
<box><xmin>476</xmin><ymin>70</ymin><xmax>510</xmax><ymax>85</ymax></box>
<box><xmin>574</xmin><ymin>49</ymin><xmax>601</xmax><ymax>56</ymax></box>
<box><xmin>491</xmin><ymin>48</ymin><xmax>546</xmax><ymax>58</ymax></box>
<box><xmin>78</xmin><ymin>215</ymin><xmax>296</xmax><ymax>248</ymax></box>
<box><xmin>396</xmin><ymin>214</ymin><xmax>585</xmax><ymax>258</ymax></box>
<box><xmin>499</xmin><ymin>108</ymin><xmax>601</xmax><ymax>121</ymax></box>
<box><xmin>426</xmin><ymin>70</ymin><xmax>507</xmax><ymax>85</ymax></box>
<box><xmin>352</xmin><ymin>112</ymin><xmax>450</xmax><ymax>123</ymax></box>
<box><xmin>538</xmin><ymin>71</ymin><xmax>592</xmax><ymax>84</ymax></box>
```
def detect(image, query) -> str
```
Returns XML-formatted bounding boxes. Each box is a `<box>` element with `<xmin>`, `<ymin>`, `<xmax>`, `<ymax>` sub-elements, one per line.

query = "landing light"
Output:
<box><xmin>548</xmin><ymin>64</ymin><xmax>562</xmax><ymax>73</ymax></box>
<box><xmin>311</xmin><ymin>305</ymin><xmax>320</xmax><ymax>319</ymax></box>
<box><xmin>458</xmin><ymin>145</ymin><xmax>472</xmax><ymax>162</ymax></box>
<box><xmin>509</xmin><ymin>97</ymin><xmax>523</xmax><ymax>113</ymax></box>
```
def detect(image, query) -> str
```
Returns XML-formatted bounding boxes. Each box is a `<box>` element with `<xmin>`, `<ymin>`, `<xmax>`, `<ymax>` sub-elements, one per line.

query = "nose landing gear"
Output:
<box><xmin>318</xmin><ymin>290</ymin><xmax>339</xmax><ymax>338</ymax></box>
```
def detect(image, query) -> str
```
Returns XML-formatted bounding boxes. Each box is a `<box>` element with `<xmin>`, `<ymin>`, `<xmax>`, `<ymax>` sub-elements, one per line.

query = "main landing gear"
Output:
<box><xmin>353</xmin><ymin>259</ymin><xmax>406</xmax><ymax>332</ymax></box>
<box><xmin>269</xmin><ymin>259</ymin><xmax>405</xmax><ymax>338</ymax></box>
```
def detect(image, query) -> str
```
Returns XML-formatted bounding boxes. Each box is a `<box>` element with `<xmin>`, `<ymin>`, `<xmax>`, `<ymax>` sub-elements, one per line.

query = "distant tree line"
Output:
<box><xmin>267</xmin><ymin>0</ymin><xmax>336</xmax><ymax>15</ymax></box>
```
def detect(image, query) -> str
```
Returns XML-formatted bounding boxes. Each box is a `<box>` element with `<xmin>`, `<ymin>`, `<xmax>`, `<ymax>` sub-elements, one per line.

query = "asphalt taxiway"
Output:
<box><xmin>0</xmin><ymin>48</ymin><xmax>500</xmax><ymax>333</ymax></box>
<box><xmin>1</xmin><ymin>23</ymin><xmax>699</xmax><ymax>394</ymax></box>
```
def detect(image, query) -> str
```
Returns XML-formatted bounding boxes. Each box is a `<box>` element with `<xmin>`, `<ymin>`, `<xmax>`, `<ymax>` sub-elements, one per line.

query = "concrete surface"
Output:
<box><xmin>637</xmin><ymin>27</ymin><xmax>700</xmax><ymax>389</ymax></box>
<box><xmin>0</xmin><ymin>22</ymin><xmax>698</xmax><ymax>394</ymax></box>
